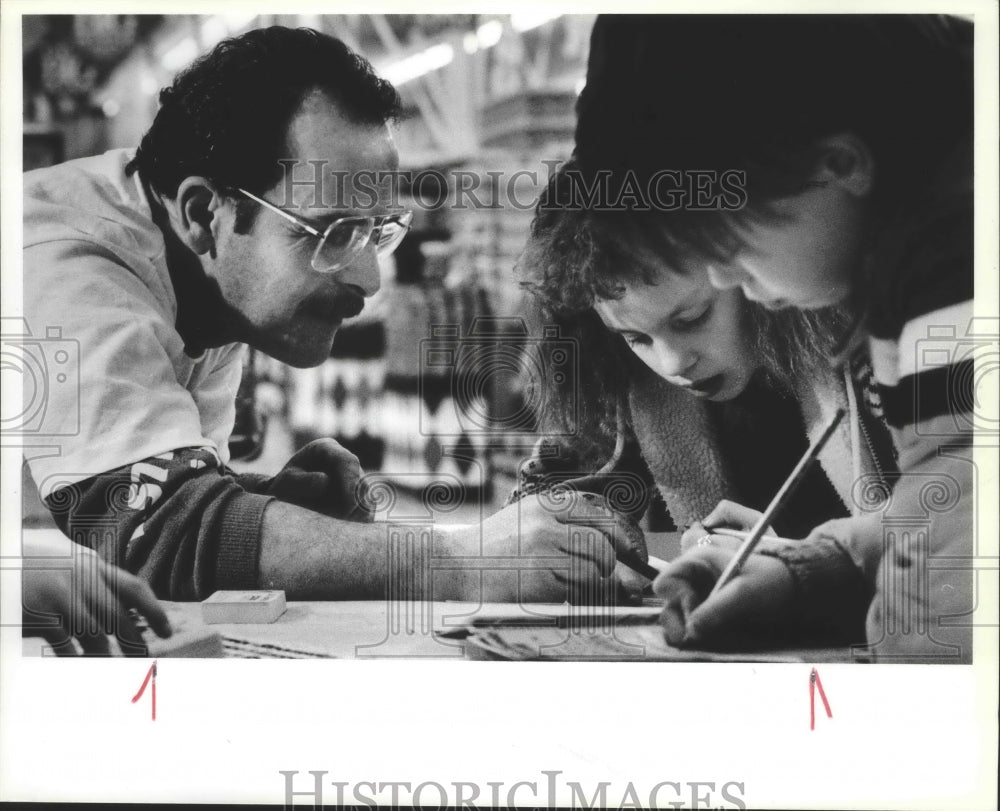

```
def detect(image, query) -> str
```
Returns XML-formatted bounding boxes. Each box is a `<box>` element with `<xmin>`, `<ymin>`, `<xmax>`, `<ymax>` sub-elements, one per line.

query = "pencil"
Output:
<box><xmin>708</xmin><ymin>408</ymin><xmax>846</xmax><ymax>597</ymax></box>
<box><xmin>705</xmin><ymin>527</ymin><xmax>790</xmax><ymax>545</ymax></box>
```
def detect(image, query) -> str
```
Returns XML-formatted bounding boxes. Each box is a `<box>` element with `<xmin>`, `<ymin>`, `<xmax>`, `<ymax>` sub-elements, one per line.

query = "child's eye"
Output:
<box><xmin>673</xmin><ymin>302</ymin><xmax>713</xmax><ymax>331</ymax></box>
<box><xmin>621</xmin><ymin>332</ymin><xmax>650</xmax><ymax>348</ymax></box>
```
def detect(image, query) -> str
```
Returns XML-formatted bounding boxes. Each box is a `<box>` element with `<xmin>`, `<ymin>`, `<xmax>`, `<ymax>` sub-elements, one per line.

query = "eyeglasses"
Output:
<box><xmin>237</xmin><ymin>188</ymin><xmax>413</xmax><ymax>274</ymax></box>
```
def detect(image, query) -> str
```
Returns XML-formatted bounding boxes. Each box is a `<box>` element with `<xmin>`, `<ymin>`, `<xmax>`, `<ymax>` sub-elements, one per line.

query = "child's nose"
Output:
<box><xmin>706</xmin><ymin>263</ymin><xmax>745</xmax><ymax>291</ymax></box>
<box><xmin>652</xmin><ymin>342</ymin><xmax>697</xmax><ymax>379</ymax></box>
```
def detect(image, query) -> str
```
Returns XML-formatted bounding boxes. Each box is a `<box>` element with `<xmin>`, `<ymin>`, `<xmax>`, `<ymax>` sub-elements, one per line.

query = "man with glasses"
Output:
<box><xmin>22</xmin><ymin>26</ymin><xmax>626</xmax><ymax>613</ymax></box>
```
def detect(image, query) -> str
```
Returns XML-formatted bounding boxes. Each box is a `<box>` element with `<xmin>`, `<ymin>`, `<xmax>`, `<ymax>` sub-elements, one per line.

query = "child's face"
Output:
<box><xmin>705</xmin><ymin>184</ymin><xmax>866</xmax><ymax>310</ymax></box>
<box><xmin>703</xmin><ymin>136</ymin><xmax>874</xmax><ymax>310</ymax></box>
<box><xmin>594</xmin><ymin>265</ymin><xmax>756</xmax><ymax>402</ymax></box>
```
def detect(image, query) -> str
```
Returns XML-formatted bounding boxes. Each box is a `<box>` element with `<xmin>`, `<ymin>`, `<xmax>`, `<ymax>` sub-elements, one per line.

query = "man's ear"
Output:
<box><xmin>809</xmin><ymin>133</ymin><xmax>875</xmax><ymax>198</ymax></box>
<box><xmin>174</xmin><ymin>176</ymin><xmax>226</xmax><ymax>255</ymax></box>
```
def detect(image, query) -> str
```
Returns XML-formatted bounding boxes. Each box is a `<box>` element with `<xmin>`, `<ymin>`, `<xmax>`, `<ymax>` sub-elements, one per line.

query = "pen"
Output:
<box><xmin>619</xmin><ymin>556</ymin><xmax>661</xmax><ymax>581</ymax></box>
<box><xmin>557</xmin><ymin>482</ymin><xmax>662</xmax><ymax>581</ymax></box>
<box><xmin>565</xmin><ymin>521</ymin><xmax>661</xmax><ymax>581</ymax></box>
<box><xmin>708</xmin><ymin>408</ymin><xmax>846</xmax><ymax>597</ymax></box>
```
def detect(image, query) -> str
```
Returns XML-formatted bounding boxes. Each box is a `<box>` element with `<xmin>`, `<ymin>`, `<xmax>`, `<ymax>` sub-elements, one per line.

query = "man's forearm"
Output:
<box><xmin>257</xmin><ymin>501</ymin><xmax>474</xmax><ymax>600</ymax></box>
<box><xmin>45</xmin><ymin>449</ymin><xmax>595</xmax><ymax>603</ymax></box>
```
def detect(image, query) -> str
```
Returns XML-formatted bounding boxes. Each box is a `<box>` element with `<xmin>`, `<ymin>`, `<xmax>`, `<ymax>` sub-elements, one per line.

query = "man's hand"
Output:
<box><xmin>653</xmin><ymin>546</ymin><xmax>796</xmax><ymax>649</ymax></box>
<box><xmin>266</xmin><ymin>438</ymin><xmax>372</xmax><ymax>522</ymax></box>
<box><xmin>441</xmin><ymin>491</ymin><xmax>644</xmax><ymax>603</ymax></box>
<box><xmin>22</xmin><ymin>535</ymin><xmax>171</xmax><ymax>656</ymax></box>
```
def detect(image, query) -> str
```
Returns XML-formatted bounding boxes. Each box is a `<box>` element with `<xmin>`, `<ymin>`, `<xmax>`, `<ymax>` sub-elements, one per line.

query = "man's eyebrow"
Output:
<box><xmin>298</xmin><ymin>197</ymin><xmax>395</xmax><ymax>228</ymax></box>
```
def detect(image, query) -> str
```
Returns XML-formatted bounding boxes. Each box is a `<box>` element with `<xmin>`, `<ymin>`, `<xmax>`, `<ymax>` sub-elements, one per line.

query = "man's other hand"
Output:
<box><xmin>22</xmin><ymin>534</ymin><xmax>172</xmax><ymax>656</ymax></box>
<box><xmin>267</xmin><ymin>438</ymin><xmax>373</xmax><ymax>522</ymax></box>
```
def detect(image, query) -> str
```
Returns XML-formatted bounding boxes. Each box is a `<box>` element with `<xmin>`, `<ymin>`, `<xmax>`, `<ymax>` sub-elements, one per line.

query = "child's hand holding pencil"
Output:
<box><xmin>653</xmin><ymin>546</ymin><xmax>797</xmax><ymax>648</ymax></box>
<box><xmin>657</xmin><ymin>409</ymin><xmax>845</xmax><ymax>648</ymax></box>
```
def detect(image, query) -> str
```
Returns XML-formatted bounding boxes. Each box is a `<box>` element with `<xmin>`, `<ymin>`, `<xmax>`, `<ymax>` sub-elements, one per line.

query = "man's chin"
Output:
<box><xmin>265</xmin><ymin>334</ymin><xmax>338</xmax><ymax>368</ymax></box>
<box><xmin>291</xmin><ymin>345</ymin><xmax>337</xmax><ymax>368</ymax></box>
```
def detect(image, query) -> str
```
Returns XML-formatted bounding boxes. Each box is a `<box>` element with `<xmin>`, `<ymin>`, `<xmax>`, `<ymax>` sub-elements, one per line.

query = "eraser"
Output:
<box><xmin>201</xmin><ymin>590</ymin><xmax>287</xmax><ymax>624</ymax></box>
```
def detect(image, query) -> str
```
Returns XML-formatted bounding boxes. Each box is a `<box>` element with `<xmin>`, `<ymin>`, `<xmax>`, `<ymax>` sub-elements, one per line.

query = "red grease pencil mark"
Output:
<box><xmin>809</xmin><ymin>667</ymin><xmax>832</xmax><ymax>731</ymax></box>
<box><xmin>132</xmin><ymin>660</ymin><xmax>157</xmax><ymax>721</ymax></box>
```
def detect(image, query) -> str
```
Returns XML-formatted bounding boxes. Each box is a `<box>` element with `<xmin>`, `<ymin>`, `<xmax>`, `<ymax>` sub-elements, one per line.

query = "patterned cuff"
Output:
<box><xmin>756</xmin><ymin>536</ymin><xmax>872</xmax><ymax>643</ymax></box>
<box><xmin>214</xmin><ymin>492</ymin><xmax>274</xmax><ymax>590</ymax></box>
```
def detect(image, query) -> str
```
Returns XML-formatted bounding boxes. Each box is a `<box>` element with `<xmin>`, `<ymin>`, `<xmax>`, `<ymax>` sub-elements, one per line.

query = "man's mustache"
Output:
<box><xmin>328</xmin><ymin>292</ymin><xmax>365</xmax><ymax>321</ymax></box>
<box><xmin>303</xmin><ymin>287</ymin><xmax>366</xmax><ymax>323</ymax></box>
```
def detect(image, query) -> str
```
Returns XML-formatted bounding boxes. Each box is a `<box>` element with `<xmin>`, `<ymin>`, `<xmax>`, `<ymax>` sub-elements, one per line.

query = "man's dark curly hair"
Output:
<box><xmin>125</xmin><ymin>26</ymin><xmax>401</xmax><ymax>232</ymax></box>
